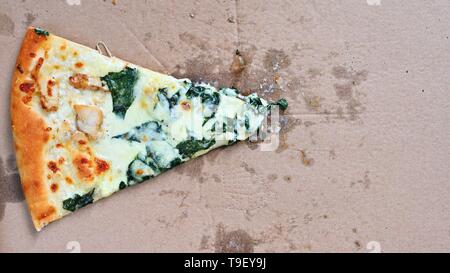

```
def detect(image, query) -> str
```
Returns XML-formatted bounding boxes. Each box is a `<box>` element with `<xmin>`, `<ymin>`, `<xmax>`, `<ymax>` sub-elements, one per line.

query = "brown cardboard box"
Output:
<box><xmin>0</xmin><ymin>0</ymin><xmax>449</xmax><ymax>252</ymax></box>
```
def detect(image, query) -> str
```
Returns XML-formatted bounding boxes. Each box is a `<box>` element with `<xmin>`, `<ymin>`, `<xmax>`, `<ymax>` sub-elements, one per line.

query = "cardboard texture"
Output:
<box><xmin>0</xmin><ymin>0</ymin><xmax>449</xmax><ymax>253</ymax></box>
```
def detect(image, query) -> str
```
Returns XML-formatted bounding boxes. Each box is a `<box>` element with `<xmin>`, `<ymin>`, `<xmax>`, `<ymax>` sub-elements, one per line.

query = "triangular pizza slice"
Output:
<box><xmin>11</xmin><ymin>27</ymin><xmax>288</xmax><ymax>231</ymax></box>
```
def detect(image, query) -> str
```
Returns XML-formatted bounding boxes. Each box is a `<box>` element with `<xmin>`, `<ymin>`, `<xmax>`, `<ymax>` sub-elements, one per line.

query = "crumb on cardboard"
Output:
<box><xmin>274</xmin><ymin>74</ymin><xmax>281</xmax><ymax>84</ymax></box>
<box><xmin>305</xmin><ymin>95</ymin><xmax>321</xmax><ymax>110</ymax></box>
<box><xmin>300</xmin><ymin>150</ymin><xmax>314</xmax><ymax>166</ymax></box>
<box><xmin>230</xmin><ymin>50</ymin><xmax>246</xmax><ymax>74</ymax></box>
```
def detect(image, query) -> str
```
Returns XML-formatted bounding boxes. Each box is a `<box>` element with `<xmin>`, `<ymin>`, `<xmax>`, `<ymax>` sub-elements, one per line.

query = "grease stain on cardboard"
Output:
<box><xmin>0</xmin><ymin>13</ymin><xmax>14</xmax><ymax>36</ymax></box>
<box><xmin>175</xmin><ymin>156</ymin><xmax>205</xmax><ymax>181</ymax></box>
<box><xmin>299</xmin><ymin>150</ymin><xmax>314</xmax><ymax>166</ymax></box>
<box><xmin>179</xmin><ymin>32</ymin><xmax>209</xmax><ymax>51</ymax></box>
<box><xmin>350</xmin><ymin>171</ymin><xmax>372</xmax><ymax>190</ymax></box>
<box><xmin>0</xmin><ymin>155</ymin><xmax>24</xmax><ymax>221</ymax></box>
<box><xmin>159</xmin><ymin>189</ymin><xmax>190</xmax><ymax>208</ymax></box>
<box><xmin>23</xmin><ymin>13</ymin><xmax>36</xmax><ymax>26</ymax></box>
<box><xmin>240</xmin><ymin>162</ymin><xmax>256</xmax><ymax>175</ymax></box>
<box><xmin>212</xmin><ymin>174</ymin><xmax>221</xmax><ymax>183</ymax></box>
<box><xmin>283</xmin><ymin>175</ymin><xmax>292</xmax><ymax>183</ymax></box>
<box><xmin>267</xmin><ymin>173</ymin><xmax>278</xmax><ymax>182</ymax></box>
<box><xmin>332</xmin><ymin>66</ymin><xmax>369</xmax><ymax>121</ymax></box>
<box><xmin>171</xmin><ymin>54</ymin><xmax>229</xmax><ymax>87</ymax></box>
<box><xmin>277</xmin><ymin>116</ymin><xmax>302</xmax><ymax>153</ymax></box>
<box><xmin>215</xmin><ymin>224</ymin><xmax>255</xmax><ymax>253</ymax></box>
<box><xmin>199</xmin><ymin>235</ymin><xmax>210</xmax><ymax>250</ymax></box>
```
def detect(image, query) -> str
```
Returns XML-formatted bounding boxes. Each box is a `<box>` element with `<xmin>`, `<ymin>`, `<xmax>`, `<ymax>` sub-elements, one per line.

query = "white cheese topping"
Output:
<box><xmin>33</xmin><ymin>33</ymin><xmax>283</xmax><ymax>215</ymax></box>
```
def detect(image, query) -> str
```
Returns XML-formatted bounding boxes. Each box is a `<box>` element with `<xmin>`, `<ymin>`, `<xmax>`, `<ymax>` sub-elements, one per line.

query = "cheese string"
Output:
<box><xmin>96</xmin><ymin>41</ymin><xmax>113</xmax><ymax>58</ymax></box>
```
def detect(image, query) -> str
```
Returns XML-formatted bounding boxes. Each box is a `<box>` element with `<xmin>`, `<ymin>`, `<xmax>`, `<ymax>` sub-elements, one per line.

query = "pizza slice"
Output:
<box><xmin>11</xmin><ymin>27</ymin><xmax>288</xmax><ymax>231</ymax></box>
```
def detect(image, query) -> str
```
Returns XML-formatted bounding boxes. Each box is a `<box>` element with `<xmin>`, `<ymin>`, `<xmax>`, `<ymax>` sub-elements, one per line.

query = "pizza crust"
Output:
<box><xmin>11</xmin><ymin>27</ymin><xmax>59</xmax><ymax>231</ymax></box>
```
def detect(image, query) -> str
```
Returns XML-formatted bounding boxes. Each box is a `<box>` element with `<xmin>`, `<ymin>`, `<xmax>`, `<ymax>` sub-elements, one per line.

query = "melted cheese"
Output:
<box><xmin>92</xmin><ymin>138</ymin><xmax>145</xmax><ymax>197</ymax></box>
<box><xmin>30</xmin><ymin>31</ymin><xmax>275</xmax><ymax>220</ymax></box>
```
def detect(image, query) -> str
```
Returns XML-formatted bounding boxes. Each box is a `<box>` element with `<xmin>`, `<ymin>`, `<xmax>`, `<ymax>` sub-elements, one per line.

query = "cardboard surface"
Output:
<box><xmin>0</xmin><ymin>0</ymin><xmax>449</xmax><ymax>252</ymax></box>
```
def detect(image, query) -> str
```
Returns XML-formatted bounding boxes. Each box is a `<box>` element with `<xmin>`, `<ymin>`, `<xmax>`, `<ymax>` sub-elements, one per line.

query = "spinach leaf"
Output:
<box><xmin>168</xmin><ymin>92</ymin><xmax>180</xmax><ymax>107</ymax></box>
<box><xmin>222</xmin><ymin>118</ymin><xmax>237</xmax><ymax>133</ymax></box>
<box><xmin>186</xmin><ymin>85</ymin><xmax>220</xmax><ymax>105</ymax></box>
<box><xmin>159</xmin><ymin>88</ymin><xmax>168</xmax><ymax>97</ymax></box>
<box><xmin>62</xmin><ymin>189</ymin><xmax>95</xmax><ymax>212</ymax></box>
<box><xmin>169</xmin><ymin>158</ymin><xmax>182</xmax><ymax>168</ymax></box>
<box><xmin>248</xmin><ymin>96</ymin><xmax>263</xmax><ymax>108</ymax></box>
<box><xmin>119</xmin><ymin>181</ymin><xmax>127</xmax><ymax>190</ymax></box>
<box><xmin>145</xmin><ymin>157</ymin><xmax>160</xmax><ymax>172</ymax></box>
<box><xmin>101</xmin><ymin>67</ymin><xmax>139</xmax><ymax>118</ymax></box>
<box><xmin>159</xmin><ymin>88</ymin><xmax>179</xmax><ymax>108</ymax></box>
<box><xmin>176</xmin><ymin>139</ymin><xmax>216</xmax><ymax>158</ymax></box>
<box><xmin>244</xmin><ymin>115</ymin><xmax>250</xmax><ymax>130</ymax></box>
<box><xmin>202</xmin><ymin>92</ymin><xmax>220</xmax><ymax>105</ymax></box>
<box><xmin>222</xmin><ymin>122</ymin><xmax>228</xmax><ymax>133</ymax></box>
<box><xmin>186</xmin><ymin>85</ymin><xmax>206</xmax><ymax>98</ymax></box>
<box><xmin>34</xmin><ymin>28</ymin><xmax>49</xmax><ymax>36</ymax></box>
<box><xmin>113</xmin><ymin>121</ymin><xmax>162</xmax><ymax>142</ymax></box>
<box><xmin>270</xmin><ymin>98</ymin><xmax>289</xmax><ymax>111</ymax></box>
<box><xmin>149</xmin><ymin>156</ymin><xmax>181</xmax><ymax>172</ymax></box>
<box><xmin>228</xmin><ymin>139</ymin><xmax>238</xmax><ymax>146</ymax></box>
<box><xmin>202</xmin><ymin>113</ymin><xmax>216</xmax><ymax>126</ymax></box>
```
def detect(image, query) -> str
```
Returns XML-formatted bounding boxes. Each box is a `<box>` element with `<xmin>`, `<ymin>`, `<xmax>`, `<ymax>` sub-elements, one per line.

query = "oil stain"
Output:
<box><xmin>332</xmin><ymin>66</ymin><xmax>368</xmax><ymax>85</ymax></box>
<box><xmin>224</xmin><ymin>48</ymin><xmax>291</xmax><ymax>103</ymax></box>
<box><xmin>332</xmin><ymin>66</ymin><xmax>368</xmax><ymax>121</ymax></box>
<box><xmin>171</xmin><ymin>54</ymin><xmax>231</xmax><ymax>87</ymax></box>
<box><xmin>0</xmin><ymin>13</ymin><xmax>15</xmax><ymax>36</ymax></box>
<box><xmin>158</xmin><ymin>189</ymin><xmax>190</xmax><ymax>208</ymax></box>
<box><xmin>304</xmin><ymin>213</ymin><xmax>313</xmax><ymax>224</ymax></box>
<box><xmin>199</xmin><ymin>235</ymin><xmax>210</xmax><ymax>250</ymax></box>
<box><xmin>329</xmin><ymin>150</ymin><xmax>337</xmax><ymax>160</ymax></box>
<box><xmin>175</xmin><ymin>156</ymin><xmax>205</xmax><ymax>181</ymax></box>
<box><xmin>306</xmin><ymin>68</ymin><xmax>322</xmax><ymax>79</ymax></box>
<box><xmin>350</xmin><ymin>171</ymin><xmax>371</xmax><ymax>190</ymax></box>
<box><xmin>240</xmin><ymin>162</ymin><xmax>256</xmax><ymax>175</ymax></box>
<box><xmin>215</xmin><ymin>224</ymin><xmax>255</xmax><ymax>253</ymax></box>
<box><xmin>156</xmin><ymin>210</ymin><xmax>189</xmax><ymax>228</ymax></box>
<box><xmin>303</xmin><ymin>120</ymin><xmax>315</xmax><ymax>127</ymax></box>
<box><xmin>179</xmin><ymin>32</ymin><xmax>208</xmax><ymax>51</ymax></box>
<box><xmin>276</xmin><ymin>116</ymin><xmax>302</xmax><ymax>153</ymax></box>
<box><xmin>205</xmin><ymin>146</ymin><xmax>226</xmax><ymax>163</ymax></box>
<box><xmin>143</xmin><ymin>32</ymin><xmax>152</xmax><ymax>43</ymax></box>
<box><xmin>0</xmin><ymin>155</ymin><xmax>24</xmax><ymax>221</ymax></box>
<box><xmin>334</xmin><ymin>83</ymin><xmax>353</xmax><ymax>101</ymax></box>
<box><xmin>283</xmin><ymin>175</ymin><xmax>292</xmax><ymax>183</ymax></box>
<box><xmin>242</xmin><ymin>48</ymin><xmax>290</xmax><ymax>101</ymax></box>
<box><xmin>346</xmin><ymin>98</ymin><xmax>365</xmax><ymax>121</ymax></box>
<box><xmin>245</xmin><ymin>140</ymin><xmax>259</xmax><ymax>151</ymax></box>
<box><xmin>263</xmin><ymin>49</ymin><xmax>291</xmax><ymax>72</ymax></box>
<box><xmin>212</xmin><ymin>174</ymin><xmax>221</xmax><ymax>183</ymax></box>
<box><xmin>303</xmin><ymin>95</ymin><xmax>322</xmax><ymax>111</ymax></box>
<box><xmin>23</xmin><ymin>13</ymin><xmax>36</xmax><ymax>26</ymax></box>
<box><xmin>172</xmin><ymin>47</ymin><xmax>290</xmax><ymax>101</ymax></box>
<box><xmin>267</xmin><ymin>174</ymin><xmax>278</xmax><ymax>181</ymax></box>
<box><xmin>300</xmin><ymin>150</ymin><xmax>314</xmax><ymax>166</ymax></box>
